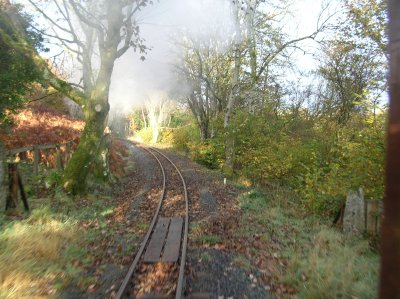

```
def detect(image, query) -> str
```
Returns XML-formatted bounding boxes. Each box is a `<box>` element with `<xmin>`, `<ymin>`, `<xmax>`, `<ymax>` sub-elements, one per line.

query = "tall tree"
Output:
<box><xmin>0</xmin><ymin>1</ymin><xmax>45</xmax><ymax>119</ymax></box>
<box><xmin>20</xmin><ymin>0</ymin><xmax>150</xmax><ymax>194</ymax></box>
<box><xmin>176</xmin><ymin>38</ymin><xmax>230</xmax><ymax>141</ymax></box>
<box><xmin>317</xmin><ymin>39</ymin><xmax>386</xmax><ymax>124</ymax></box>
<box><xmin>144</xmin><ymin>93</ymin><xmax>171</xmax><ymax>144</ymax></box>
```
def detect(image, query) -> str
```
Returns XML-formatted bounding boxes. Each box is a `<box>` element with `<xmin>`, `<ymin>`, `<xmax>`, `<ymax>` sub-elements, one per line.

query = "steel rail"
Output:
<box><xmin>115</xmin><ymin>145</ymin><xmax>166</xmax><ymax>299</ymax></box>
<box><xmin>149</xmin><ymin>148</ymin><xmax>189</xmax><ymax>299</ymax></box>
<box><xmin>115</xmin><ymin>143</ymin><xmax>189</xmax><ymax>299</ymax></box>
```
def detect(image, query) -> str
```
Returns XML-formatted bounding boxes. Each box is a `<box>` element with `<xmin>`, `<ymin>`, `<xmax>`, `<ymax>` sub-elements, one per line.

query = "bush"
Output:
<box><xmin>136</xmin><ymin>127</ymin><xmax>153</xmax><ymax>143</ymax></box>
<box><xmin>158</xmin><ymin>128</ymin><xmax>175</xmax><ymax>145</ymax></box>
<box><xmin>189</xmin><ymin>142</ymin><xmax>221</xmax><ymax>169</ymax></box>
<box><xmin>169</xmin><ymin>124</ymin><xmax>200</xmax><ymax>152</ymax></box>
<box><xmin>297</xmin><ymin>116</ymin><xmax>386</xmax><ymax>215</ymax></box>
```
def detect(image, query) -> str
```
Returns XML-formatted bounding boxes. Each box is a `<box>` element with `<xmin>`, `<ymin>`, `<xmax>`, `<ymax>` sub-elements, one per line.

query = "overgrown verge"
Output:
<box><xmin>188</xmin><ymin>181</ymin><xmax>379</xmax><ymax>298</ymax></box>
<box><xmin>0</xmin><ymin>206</ymin><xmax>76</xmax><ymax>298</ymax></box>
<box><xmin>0</xmin><ymin>137</ymin><xmax>135</xmax><ymax>298</ymax></box>
<box><xmin>0</xmin><ymin>193</ymin><xmax>113</xmax><ymax>298</ymax></box>
<box><xmin>154</xmin><ymin>110</ymin><xmax>386</xmax><ymax>218</ymax></box>
<box><xmin>236</xmin><ymin>185</ymin><xmax>379</xmax><ymax>298</ymax></box>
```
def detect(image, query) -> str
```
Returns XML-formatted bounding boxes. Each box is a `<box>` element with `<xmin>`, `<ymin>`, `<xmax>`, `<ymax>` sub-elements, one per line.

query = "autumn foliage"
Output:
<box><xmin>0</xmin><ymin>106</ymin><xmax>84</xmax><ymax>149</ymax></box>
<box><xmin>109</xmin><ymin>138</ymin><xmax>130</xmax><ymax>177</ymax></box>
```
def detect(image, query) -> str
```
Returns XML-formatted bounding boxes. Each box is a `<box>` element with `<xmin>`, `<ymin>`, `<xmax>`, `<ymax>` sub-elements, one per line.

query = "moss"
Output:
<box><xmin>62</xmin><ymin>109</ymin><xmax>108</xmax><ymax>194</ymax></box>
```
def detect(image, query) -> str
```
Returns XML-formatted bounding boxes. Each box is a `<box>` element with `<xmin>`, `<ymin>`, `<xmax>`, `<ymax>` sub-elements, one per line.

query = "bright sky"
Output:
<box><xmin>20</xmin><ymin>0</ymin><xmax>340</xmax><ymax>113</ymax></box>
<box><xmin>109</xmin><ymin>0</ymin><xmax>339</xmax><ymax>113</ymax></box>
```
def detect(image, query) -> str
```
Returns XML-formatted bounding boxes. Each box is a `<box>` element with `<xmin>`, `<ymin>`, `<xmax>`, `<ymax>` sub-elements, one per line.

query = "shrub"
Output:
<box><xmin>136</xmin><ymin>127</ymin><xmax>153</xmax><ymax>143</ymax></box>
<box><xmin>170</xmin><ymin>124</ymin><xmax>200</xmax><ymax>152</ymax></box>
<box><xmin>158</xmin><ymin>128</ymin><xmax>175</xmax><ymax>145</ymax></box>
<box><xmin>297</xmin><ymin>116</ymin><xmax>386</xmax><ymax>215</ymax></box>
<box><xmin>189</xmin><ymin>142</ymin><xmax>221</xmax><ymax>169</ymax></box>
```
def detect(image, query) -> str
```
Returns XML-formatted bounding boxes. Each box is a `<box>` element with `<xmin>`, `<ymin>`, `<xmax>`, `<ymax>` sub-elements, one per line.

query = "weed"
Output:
<box><xmin>196</xmin><ymin>235</ymin><xmax>222</xmax><ymax>245</ymax></box>
<box><xmin>197</xmin><ymin>251</ymin><xmax>212</xmax><ymax>262</ymax></box>
<box><xmin>100</xmin><ymin>207</ymin><xmax>114</xmax><ymax>217</ymax></box>
<box><xmin>136</xmin><ymin>222</ymin><xmax>149</xmax><ymax>230</ymax></box>
<box><xmin>238</xmin><ymin>189</ymin><xmax>268</xmax><ymax>211</ymax></box>
<box><xmin>232</xmin><ymin>255</ymin><xmax>252</xmax><ymax>270</ymax></box>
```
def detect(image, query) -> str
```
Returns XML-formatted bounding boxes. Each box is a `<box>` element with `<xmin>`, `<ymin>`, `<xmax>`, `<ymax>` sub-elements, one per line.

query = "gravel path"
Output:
<box><xmin>151</xmin><ymin>148</ymin><xmax>274</xmax><ymax>299</ymax></box>
<box><xmin>62</xmin><ymin>142</ymin><xmax>275</xmax><ymax>299</ymax></box>
<box><xmin>187</xmin><ymin>249</ymin><xmax>273</xmax><ymax>299</ymax></box>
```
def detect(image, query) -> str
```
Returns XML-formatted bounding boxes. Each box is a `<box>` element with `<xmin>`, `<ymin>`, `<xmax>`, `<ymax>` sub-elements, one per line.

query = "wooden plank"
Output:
<box><xmin>143</xmin><ymin>218</ymin><xmax>170</xmax><ymax>262</ymax></box>
<box><xmin>161</xmin><ymin>217</ymin><xmax>183</xmax><ymax>262</ymax></box>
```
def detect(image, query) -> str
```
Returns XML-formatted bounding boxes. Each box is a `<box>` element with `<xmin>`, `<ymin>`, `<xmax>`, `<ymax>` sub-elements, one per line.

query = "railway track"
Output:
<box><xmin>116</xmin><ymin>145</ymin><xmax>189</xmax><ymax>299</ymax></box>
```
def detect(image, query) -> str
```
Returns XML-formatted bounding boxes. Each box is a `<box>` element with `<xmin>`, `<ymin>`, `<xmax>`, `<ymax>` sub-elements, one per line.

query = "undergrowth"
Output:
<box><xmin>0</xmin><ymin>206</ymin><xmax>76</xmax><ymax>298</ymax></box>
<box><xmin>237</xmin><ymin>184</ymin><xmax>379</xmax><ymax>299</ymax></box>
<box><xmin>0</xmin><ymin>189</ymin><xmax>123</xmax><ymax>299</ymax></box>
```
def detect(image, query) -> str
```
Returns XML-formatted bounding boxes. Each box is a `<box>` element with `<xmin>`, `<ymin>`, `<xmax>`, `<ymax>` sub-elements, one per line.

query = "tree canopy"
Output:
<box><xmin>0</xmin><ymin>2</ymin><xmax>45</xmax><ymax>119</ymax></box>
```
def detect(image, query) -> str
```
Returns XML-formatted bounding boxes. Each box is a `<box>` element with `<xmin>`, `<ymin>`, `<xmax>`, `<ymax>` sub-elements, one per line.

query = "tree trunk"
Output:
<box><xmin>62</xmin><ymin>108</ymin><xmax>108</xmax><ymax>194</ymax></box>
<box><xmin>62</xmin><ymin>64</ymin><xmax>112</xmax><ymax>194</ymax></box>
<box><xmin>379</xmin><ymin>1</ymin><xmax>400</xmax><ymax>297</ymax></box>
<box><xmin>200</xmin><ymin>120</ymin><xmax>209</xmax><ymax>142</ymax></box>
<box><xmin>223</xmin><ymin>45</ymin><xmax>240</xmax><ymax>177</ymax></box>
<box><xmin>141</xmin><ymin>106</ymin><xmax>147</xmax><ymax>128</ymax></box>
<box><xmin>223</xmin><ymin>3</ymin><xmax>241</xmax><ymax>177</ymax></box>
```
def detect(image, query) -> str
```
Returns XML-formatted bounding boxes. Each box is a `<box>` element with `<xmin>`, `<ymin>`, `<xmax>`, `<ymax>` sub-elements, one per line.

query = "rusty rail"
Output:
<box><xmin>116</xmin><ymin>143</ymin><xmax>189</xmax><ymax>299</ymax></box>
<box><xmin>150</xmin><ymin>148</ymin><xmax>189</xmax><ymax>299</ymax></box>
<box><xmin>115</xmin><ymin>145</ymin><xmax>166</xmax><ymax>299</ymax></box>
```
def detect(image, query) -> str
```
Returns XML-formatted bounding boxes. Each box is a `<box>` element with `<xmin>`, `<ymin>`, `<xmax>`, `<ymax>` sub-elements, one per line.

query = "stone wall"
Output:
<box><xmin>343</xmin><ymin>188</ymin><xmax>366</xmax><ymax>236</ymax></box>
<box><xmin>343</xmin><ymin>188</ymin><xmax>382</xmax><ymax>238</ymax></box>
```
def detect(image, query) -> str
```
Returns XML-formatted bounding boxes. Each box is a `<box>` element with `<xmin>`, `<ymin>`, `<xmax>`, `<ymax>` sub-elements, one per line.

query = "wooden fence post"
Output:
<box><xmin>65</xmin><ymin>142</ymin><xmax>71</xmax><ymax>164</ymax></box>
<box><xmin>366</xmin><ymin>201</ymin><xmax>380</xmax><ymax>238</ymax></box>
<box><xmin>380</xmin><ymin>1</ymin><xmax>400</xmax><ymax>297</ymax></box>
<box><xmin>5</xmin><ymin>163</ymin><xmax>19</xmax><ymax>212</ymax></box>
<box><xmin>17</xmin><ymin>171</ymin><xmax>29</xmax><ymax>211</ymax></box>
<box><xmin>56</xmin><ymin>145</ymin><xmax>63</xmax><ymax>170</ymax></box>
<box><xmin>33</xmin><ymin>145</ymin><xmax>39</xmax><ymax>176</ymax></box>
<box><xmin>5</xmin><ymin>163</ymin><xmax>29</xmax><ymax>213</ymax></box>
<box><xmin>0</xmin><ymin>141</ymin><xmax>6</xmax><ymax>209</ymax></box>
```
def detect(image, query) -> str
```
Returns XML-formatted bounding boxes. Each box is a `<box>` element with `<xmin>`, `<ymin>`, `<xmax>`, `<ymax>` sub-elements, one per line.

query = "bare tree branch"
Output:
<box><xmin>28</xmin><ymin>0</ymin><xmax>73</xmax><ymax>35</ymax></box>
<box><xmin>68</xmin><ymin>0</ymin><xmax>105</xmax><ymax>48</ymax></box>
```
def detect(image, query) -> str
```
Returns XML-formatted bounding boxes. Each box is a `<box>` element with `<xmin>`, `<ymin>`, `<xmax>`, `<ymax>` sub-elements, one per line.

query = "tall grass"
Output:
<box><xmin>238</xmin><ymin>185</ymin><xmax>379</xmax><ymax>299</ymax></box>
<box><xmin>0</xmin><ymin>208</ymin><xmax>76</xmax><ymax>299</ymax></box>
<box><xmin>285</xmin><ymin>228</ymin><xmax>379</xmax><ymax>298</ymax></box>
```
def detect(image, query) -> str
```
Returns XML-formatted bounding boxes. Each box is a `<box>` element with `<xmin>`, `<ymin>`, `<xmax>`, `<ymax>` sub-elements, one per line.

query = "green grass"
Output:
<box><xmin>232</xmin><ymin>254</ymin><xmax>252</xmax><ymax>270</ymax></box>
<box><xmin>0</xmin><ymin>188</ymin><xmax>129</xmax><ymax>299</ymax></box>
<box><xmin>237</xmin><ymin>184</ymin><xmax>379</xmax><ymax>299</ymax></box>
<box><xmin>0</xmin><ymin>207</ymin><xmax>77</xmax><ymax>298</ymax></box>
<box><xmin>238</xmin><ymin>189</ymin><xmax>268</xmax><ymax>211</ymax></box>
<box><xmin>196</xmin><ymin>234</ymin><xmax>222</xmax><ymax>245</ymax></box>
<box><xmin>197</xmin><ymin>251</ymin><xmax>212</xmax><ymax>262</ymax></box>
<box><xmin>136</xmin><ymin>222</ymin><xmax>149</xmax><ymax>230</ymax></box>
